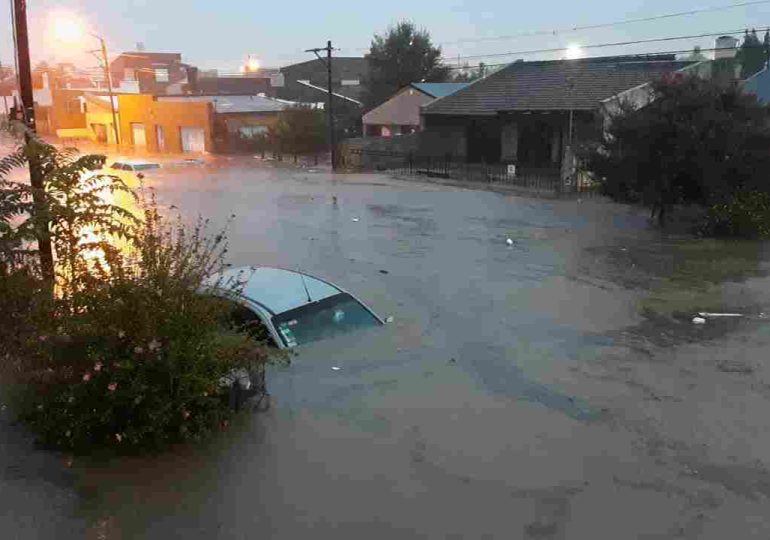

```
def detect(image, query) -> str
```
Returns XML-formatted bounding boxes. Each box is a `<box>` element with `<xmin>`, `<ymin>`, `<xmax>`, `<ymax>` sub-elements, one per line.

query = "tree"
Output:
<box><xmin>270</xmin><ymin>106</ymin><xmax>327</xmax><ymax>157</ymax></box>
<box><xmin>583</xmin><ymin>74</ymin><xmax>770</xmax><ymax>226</ymax></box>
<box><xmin>453</xmin><ymin>62</ymin><xmax>487</xmax><ymax>83</ymax></box>
<box><xmin>363</xmin><ymin>21</ymin><xmax>450</xmax><ymax>110</ymax></box>
<box><xmin>684</xmin><ymin>46</ymin><xmax>707</xmax><ymax>62</ymax></box>
<box><xmin>737</xmin><ymin>29</ymin><xmax>767</xmax><ymax>79</ymax></box>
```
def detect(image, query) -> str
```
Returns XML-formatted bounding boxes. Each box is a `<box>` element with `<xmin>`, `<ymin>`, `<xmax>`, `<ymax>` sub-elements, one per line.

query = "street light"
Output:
<box><xmin>52</xmin><ymin>14</ymin><xmax>120</xmax><ymax>146</ymax></box>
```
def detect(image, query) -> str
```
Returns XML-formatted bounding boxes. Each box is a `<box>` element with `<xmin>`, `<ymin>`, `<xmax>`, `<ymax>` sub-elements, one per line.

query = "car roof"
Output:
<box><xmin>111</xmin><ymin>160</ymin><xmax>160</xmax><ymax>166</ymax></box>
<box><xmin>206</xmin><ymin>266</ymin><xmax>343</xmax><ymax>315</ymax></box>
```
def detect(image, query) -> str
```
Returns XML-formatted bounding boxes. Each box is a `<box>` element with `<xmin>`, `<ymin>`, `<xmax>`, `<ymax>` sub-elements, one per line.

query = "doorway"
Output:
<box><xmin>131</xmin><ymin>123</ymin><xmax>147</xmax><ymax>148</ymax></box>
<box><xmin>181</xmin><ymin>127</ymin><xmax>206</xmax><ymax>153</ymax></box>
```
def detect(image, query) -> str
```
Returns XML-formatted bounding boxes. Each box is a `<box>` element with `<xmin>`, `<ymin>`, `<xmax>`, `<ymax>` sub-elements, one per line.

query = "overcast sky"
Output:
<box><xmin>1</xmin><ymin>0</ymin><xmax>767</xmax><ymax>72</ymax></box>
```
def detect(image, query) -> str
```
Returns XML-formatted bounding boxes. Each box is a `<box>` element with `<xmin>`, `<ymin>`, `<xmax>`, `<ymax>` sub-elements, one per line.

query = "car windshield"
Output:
<box><xmin>271</xmin><ymin>293</ymin><xmax>381</xmax><ymax>347</ymax></box>
<box><xmin>110</xmin><ymin>162</ymin><xmax>126</xmax><ymax>170</ymax></box>
<box><xmin>133</xmin><ymin>163</ymin><xmax>160</xmax><ymax>171</ymax></box>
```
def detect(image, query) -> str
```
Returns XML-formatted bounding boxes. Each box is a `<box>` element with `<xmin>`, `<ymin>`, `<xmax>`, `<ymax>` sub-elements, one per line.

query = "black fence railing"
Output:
<box><xmin>379</xmin><ymin>154</ymin><xmax>600</xmax><ymax>196</ymax></box>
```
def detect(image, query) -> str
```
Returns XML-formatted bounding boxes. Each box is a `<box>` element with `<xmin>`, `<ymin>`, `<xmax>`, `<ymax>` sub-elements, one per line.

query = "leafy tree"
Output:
<box><xmin>737</xmin><ymin>29</ymin><xmax>768</xmax><ymax>79</ymax></box>
<box><xmin>583</xmin><ymin>74</ymin><xmax>770</xmax><ymax>226</ymax></box>
<box><xmin>270</xmin><ymin>106</ymin><xmax>327</xmax><ymax>156</ymax></box>
<box><xmin>363</xmin><ymin>21</ymin><xmax>450</xmax><ymax>110</ymax></box>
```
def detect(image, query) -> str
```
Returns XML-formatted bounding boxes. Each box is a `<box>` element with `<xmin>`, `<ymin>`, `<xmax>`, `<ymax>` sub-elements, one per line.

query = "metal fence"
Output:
<box><xmin>345</xmin><ymin>150</ymin><xmax>600</xmax><ymax>196</ymax></box>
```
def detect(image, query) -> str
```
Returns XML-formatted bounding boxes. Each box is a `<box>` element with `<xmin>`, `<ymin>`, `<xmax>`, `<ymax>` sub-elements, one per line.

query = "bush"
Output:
<box><xmin>701</xmin><ymin>191</ymin><xmax>770</xmax><ymax>239</ymax></box>
<box><xmin>1</xmin><ymin>136</ymin><xmax>282</xmax><ymax>453</ymax></box>
<box><xmin>16</xmin><ymin>197</ymin><xmax>278</xmax><ymax>452</ymax></box>
<box><xmin>583</xmin><ymin>74</ymin><xmax>770</xmax><ymax>226</ymax></box>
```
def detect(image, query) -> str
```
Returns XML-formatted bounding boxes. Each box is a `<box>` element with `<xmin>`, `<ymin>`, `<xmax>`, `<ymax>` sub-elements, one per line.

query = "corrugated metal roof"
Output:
<box><xmin>159</xmin><ymin>94</ymin><xmax>289</xmax><ymax>113</ymax></box>
<box><xmin>424</xmin><ymin>58</ymin><xmax>695</xmax><ymax>115</ymax></box>
<box><xmin>411</xmin><ymin>82</ymin><xmax>468</xmax><ymax>98</ymax></box>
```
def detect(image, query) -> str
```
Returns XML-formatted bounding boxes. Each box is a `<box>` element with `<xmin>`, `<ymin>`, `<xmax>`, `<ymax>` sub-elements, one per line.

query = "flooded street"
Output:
<box><xmin>5</xmin><ymin>160</ymin><xmax>770</xmax><ymax>538</ymax></box>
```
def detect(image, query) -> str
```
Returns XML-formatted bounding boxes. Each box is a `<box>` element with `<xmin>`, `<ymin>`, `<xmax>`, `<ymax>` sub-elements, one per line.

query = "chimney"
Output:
<box><xmin>185</xmin><ymin>66</ymin><xmax>199</xmax><ymax>94</ymax></box>
<box><xmin>136</xmin><ymin>42</ymin><xmax>145</xmax><ymax>52</ymax></box>
<box><xmin>714</xmin><ymin>36</ymin><xmax>739</xmax><ymax>60</ymax></box>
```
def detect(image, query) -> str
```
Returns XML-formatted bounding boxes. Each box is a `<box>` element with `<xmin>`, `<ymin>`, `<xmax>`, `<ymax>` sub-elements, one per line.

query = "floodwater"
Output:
<box><xmin>4</xmin><ymin>158</ymin><xmax>770</xmax><ymax>539</ymax></box>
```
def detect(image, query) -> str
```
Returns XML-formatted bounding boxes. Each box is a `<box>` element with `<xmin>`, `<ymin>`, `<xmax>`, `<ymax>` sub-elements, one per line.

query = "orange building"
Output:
<box><xmin>117</xmin><ymin>94</ymin><xmax>213</xmax><ymax>153</ymax></box>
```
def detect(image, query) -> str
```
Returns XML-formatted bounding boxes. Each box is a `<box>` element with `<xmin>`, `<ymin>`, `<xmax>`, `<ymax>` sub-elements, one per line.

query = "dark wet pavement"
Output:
<box><xmin>4</xmin><ymin>158</ymin><xmax>770</xmax><ymax>538</ymax></box>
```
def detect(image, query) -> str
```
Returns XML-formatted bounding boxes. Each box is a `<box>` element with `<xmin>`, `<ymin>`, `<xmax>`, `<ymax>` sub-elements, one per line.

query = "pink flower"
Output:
<box><xmin>107</xmin><ymin>382</ymin><xmax>118</xmax><ymax>392</ymax></box>
<box><xmin>82</xmin><ymin>372</ymin><xmax>92</xmax><ymax>382</ymax></box>
<box><xmin>38</xmin><ymin>335</ymin><xmax>48</xmax><ymax>342</ymax></box>
<box><xmin>114</xmin><ymin>433</ymin><xmax>122</xmax><ymax>443</ymax></box>
<box><xmin>94</xmin><ymin>362</ymin><xmax>103</xmax><ymax>372</ymax></box>
<box><xmin>182</xmin><ymin>410</ymin><xmax>190</xmax><ymax>419</ymax></box>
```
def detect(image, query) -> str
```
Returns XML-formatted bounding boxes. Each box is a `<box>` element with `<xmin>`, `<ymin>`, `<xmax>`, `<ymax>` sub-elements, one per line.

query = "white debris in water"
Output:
<box><xmin>331</xmin><ymin>366</ymin><xmax>341</xmax><ymax>371</ymax></box>
<box><xmin>692</xmin><ymin>317</ymin><xmax>707</xmax><ymax>325</ymax></box>
<box><xmin>352</xmin><ymin>217</ymin><xmax>360</xmax><ymax>222</ymax></box>
<box><xmin>506</xmin><ymin>238</ymin><xmax>514</xmax><ymax>246</ymax></box>
<box><xmin>698</xmin><ymin>312</ymin><xmax>743</xmax><ymax>318</ymax></box>
<box><xmin>385</xmin><ymin>316</ymin><xmax>395</xmax><ymax>323</ymax></box>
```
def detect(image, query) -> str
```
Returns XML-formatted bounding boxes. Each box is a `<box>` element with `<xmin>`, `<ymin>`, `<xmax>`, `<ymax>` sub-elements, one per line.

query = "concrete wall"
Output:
<box><xmin>118</xmin><ymin>94</ymin><xmax>213</xmax><ymax>153</ymax></box>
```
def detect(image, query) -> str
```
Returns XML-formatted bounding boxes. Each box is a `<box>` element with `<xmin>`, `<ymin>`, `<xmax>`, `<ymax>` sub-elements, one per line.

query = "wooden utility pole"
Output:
<box><xmin>12</xmin><ymin>0</ymin><xmax>54</xmax><ymax>280</ymax></box>
<box><xmin>305</xmin><ymin>41</ymin><xmax>336</xmax><ymax>170</ymax></box>
<box><xmin>99</xmin><ymin>37</ymin><xmax>121</xmax><ymax>146</ymax></box>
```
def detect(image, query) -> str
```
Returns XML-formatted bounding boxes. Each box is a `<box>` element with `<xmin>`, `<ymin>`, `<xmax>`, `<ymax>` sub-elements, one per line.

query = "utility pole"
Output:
<box><xmin>98</xmin><ymin>37</ymin><xmax>120</xmax><ymax>146</ymax></box>
<box><xmin>12</xmin><ymin>0</ymin><xmax>54</xmax><ymax>280</ymax></box>
<box><xmin>305</xmin><ymin>41</ymin><xmax>336</xmax><ymax>170</ymax></box>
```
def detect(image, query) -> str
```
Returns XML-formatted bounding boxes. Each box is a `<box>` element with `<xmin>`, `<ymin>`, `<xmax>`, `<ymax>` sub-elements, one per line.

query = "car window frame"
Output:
<box><xmin>270</xmin><ymin>292</ymin><xmax>383</xmax><ymax>348</ymax></box>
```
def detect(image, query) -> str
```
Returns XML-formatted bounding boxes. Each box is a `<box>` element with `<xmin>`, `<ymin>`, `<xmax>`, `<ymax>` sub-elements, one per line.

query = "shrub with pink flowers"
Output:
<box><xmin>2</xmin><ymin>137</ymin><xmax>281</xmax><ymax>452</ymax></box>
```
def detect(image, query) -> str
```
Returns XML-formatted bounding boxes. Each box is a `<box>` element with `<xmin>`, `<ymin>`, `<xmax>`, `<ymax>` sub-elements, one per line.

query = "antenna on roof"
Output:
<box><xmin>298</xmin><ymin>267</ymin><xmax>313</xmax><ymax>303</ymax></box>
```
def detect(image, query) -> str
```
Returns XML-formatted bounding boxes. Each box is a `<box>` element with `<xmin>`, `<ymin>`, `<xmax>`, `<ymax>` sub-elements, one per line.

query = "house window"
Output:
<box><xmin>124</xmin><ymin>68</ymin><xmax>136</xmax><ymax>81</ymax></box>
<box><xmin>238</xmin><ymin>125</ymin><xmax>268</xmax><ymax>139</ymax></box>
<box><xmin>154</xmin><ymin>68</ymin><xmax>170</xmax><ymax>82</ymax></box>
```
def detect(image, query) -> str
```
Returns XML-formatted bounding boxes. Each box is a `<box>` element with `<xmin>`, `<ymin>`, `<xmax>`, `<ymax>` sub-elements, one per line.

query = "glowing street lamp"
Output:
<box><xmin>52</xmin><ymin>12</ymin><xmax>120</xmax><ymax>146</ymax></box>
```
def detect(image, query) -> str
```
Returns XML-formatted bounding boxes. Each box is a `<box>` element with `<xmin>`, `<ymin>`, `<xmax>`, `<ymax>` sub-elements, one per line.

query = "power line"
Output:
<box><xmin>442</xmin><ymin>27</ymin><xmax>765</xmax><ymax>64</ymax></box>
<box><xmin>339</xmin><ymin>0</ymin><xmax>770</xmax><ymax>52</ymax></box>
<box><xmin>441</xmin><ymin>44</ymin><xmax>752</xmax><ymax>72</ymax></box>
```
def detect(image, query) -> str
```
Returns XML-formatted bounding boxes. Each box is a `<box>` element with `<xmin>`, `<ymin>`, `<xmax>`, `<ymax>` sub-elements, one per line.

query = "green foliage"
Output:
<box><xmin>701</xmin><ymin>191</ymin><xmax>770</xmax><ymax>239</ymax></box>
<box><xmin>583</xmin><ymin>74</ymin><xmax>770</xmax><ymax>227</ymax></box>
<box><xmin>737</xmin><ymin>29</ymin><xmax>769</xmax><ymax>80</ymax></box>
<box><xmin>1</xmin><ymin>137</ymin><xmax>133</xmax><ymax>278</ymax></box>
<box><xmin>363</xmin><ymin>21</ymin><xmax>450</xmax><ymax>110</ymax></box>
<box><xmin>19</xmin><ymin>199</ymin><xmax>276</xmax><ymax>452</ymax></box>
<box><xmin>1</xmin><ymin>135</ymin><xmax>282</xmax><ymax>453</ymax></box>
<box><xmin>270</xmin><ymin>106</ymin><xmax>327</xmax><ymax>156</ymax></box>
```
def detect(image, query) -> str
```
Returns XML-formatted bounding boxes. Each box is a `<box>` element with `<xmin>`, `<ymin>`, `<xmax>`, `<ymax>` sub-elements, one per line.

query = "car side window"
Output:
<box><xmin>225</xmin><ymin>302</ymin><xmax>278</xmax><ymax>348</ymax></box>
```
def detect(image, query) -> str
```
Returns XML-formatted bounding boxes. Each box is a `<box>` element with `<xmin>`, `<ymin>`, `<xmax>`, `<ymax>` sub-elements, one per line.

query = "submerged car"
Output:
<box><xmin>202</xmin><ymin>266</ymin><xmax>384</xmax><ymax>407</ymax></box>
<box><xmin>109</xmin><ymin>160</ymin><xmax>162</xmax><ymax>172</ymax></box>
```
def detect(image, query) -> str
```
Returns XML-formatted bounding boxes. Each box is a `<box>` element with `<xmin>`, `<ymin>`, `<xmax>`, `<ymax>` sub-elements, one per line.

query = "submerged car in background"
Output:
<box><xmin>109</xmin><ymin>160</ymin><xmax>162</xmax><ymax>172</ymax></box>
<box><xmin>201</xmin><ymin>266</ymin><xmax>385</xmax><ymax>407</ymax></box>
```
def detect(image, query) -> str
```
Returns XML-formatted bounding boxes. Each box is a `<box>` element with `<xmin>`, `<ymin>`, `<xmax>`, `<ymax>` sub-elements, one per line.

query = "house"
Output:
<box><xmin>117</xmin><ymin>94</ymin><xmax>213</xmax><ymax>153</ymax></box>
<box><xmin>110</xmin><ymin>52</ymin><xmax>189</xmax><ymax>95</ymax></box>
<box><xmin>278</xmin><ymin>57</ymin><xmax>367</xmax><ymax>104</ymax></box>
<box><xmin>420</xmin><ymin>55</ymin><xmax>697</xmax><ymax>180</ymax></box>
<box><xmin>363</xmin><ymin>82</ymin><xmax>468</xmax><ymax>137</ymax></box>
<box><xmin>158</xmin><ymin>94</ymin><xmax>293</xmax><ymax>152</ymax></box>
<box><xmin>743</xmin><ymin>65</ymin><xmax>770</xmax><ymax>104</ymax></box>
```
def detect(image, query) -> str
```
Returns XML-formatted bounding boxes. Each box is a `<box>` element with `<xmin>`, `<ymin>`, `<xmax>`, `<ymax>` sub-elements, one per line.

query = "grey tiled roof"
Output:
<box><xmin>424</xmin><ymin>57</ymin><xmax>696</xmax><ymax>115</ymax></box>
